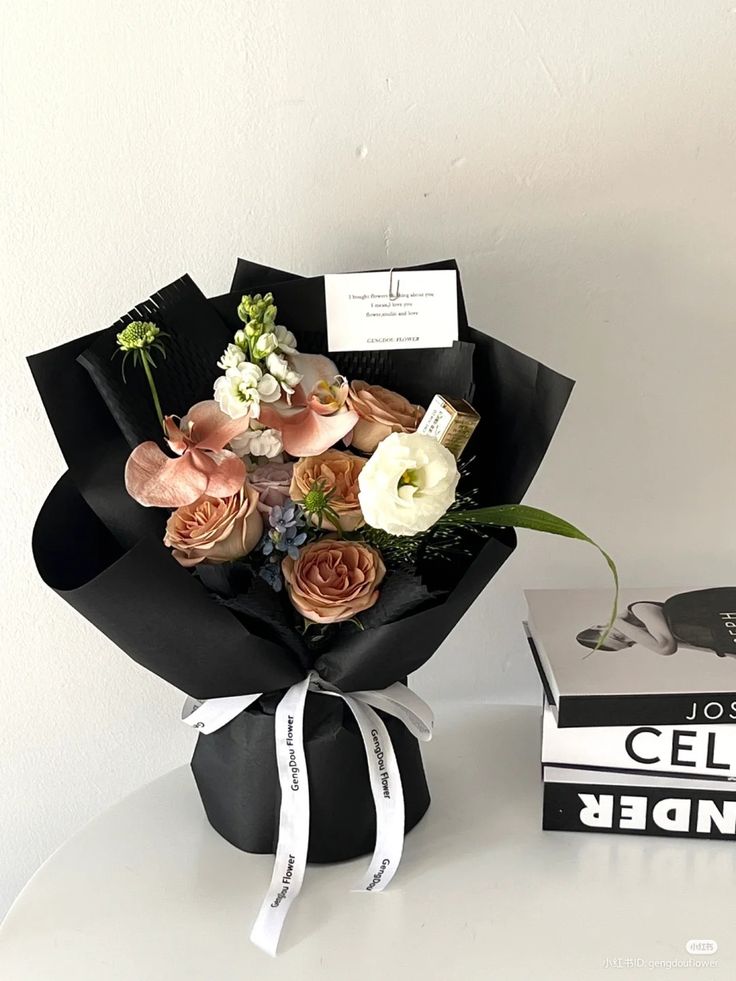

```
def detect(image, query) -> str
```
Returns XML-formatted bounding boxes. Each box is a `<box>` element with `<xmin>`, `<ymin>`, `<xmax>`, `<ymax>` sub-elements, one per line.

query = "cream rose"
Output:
<box><xmin>289</xmin><ymin>450</ymin><xmax>366</xmax><ymax>532</ymax></box>
<box><xmin>358</xmin><ymin>432</ymin><xmax>459</xmax><ymax>535</ymax></box>
<box><xmin>347</xmin><ymin>381</ymin><xmax>425</xmax><ymax>453</ymax></box>
<box><xmin>249</xmin><ymin>461</ymin><xmax>294</xmax><ymax>516</ymax></box>
<box><xmin>164</xmin><ymin>482</ymin><xmax>263</xmax><ymax>567</ymax></box>
<box><xmin>282</xmin><ymin>538</ymin><xmax>386</xmax><ymax>623</ymax></box>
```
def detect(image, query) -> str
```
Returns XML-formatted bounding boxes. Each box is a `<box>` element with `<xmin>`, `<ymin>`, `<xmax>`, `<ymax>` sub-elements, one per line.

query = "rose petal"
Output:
<box><xmin>207</xmin><ymin>507</ymin><xmax>263</xmax><ymax>563</ymax></box>
<box><xmin>350</xmin><ymin>418</ymin><xmax>392</xmax><ymax>453</ymax></box>
<box><xmin>125</xmin><ymin>442</ymin><xmax>210</xmax><ymax>508</ymax></box>
<box><xmin>170</xmin><ymin>548</ymin><xmax>207</xmax><ymax>568</ymax></box>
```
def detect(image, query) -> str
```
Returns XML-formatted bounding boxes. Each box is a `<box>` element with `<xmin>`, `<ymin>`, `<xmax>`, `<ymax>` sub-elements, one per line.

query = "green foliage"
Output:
<box><xmin>441</xmin><ymin>504</ymin><xmax>619</xmax><ymax>645</ymax></box>
<box><xmin>361</xmin><ymin>525</ymin><xmax>424</xmax><ymax>566</ymax></box>
<box><xmin>363</xmin><ymin>502</ymin><xmax>618</xmax><ymax>649</ymax></box>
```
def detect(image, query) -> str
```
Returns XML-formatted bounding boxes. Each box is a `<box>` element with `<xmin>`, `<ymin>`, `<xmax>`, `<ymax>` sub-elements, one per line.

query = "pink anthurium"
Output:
<box><xmin>125</xmin><ymin>401</ymin><xmax>251</xmax><ymax>508</ymax></box>
<box><xmin>259</xmin><ymin>352</ymin><xmax>358</xmax><ymax>457</ymax></box>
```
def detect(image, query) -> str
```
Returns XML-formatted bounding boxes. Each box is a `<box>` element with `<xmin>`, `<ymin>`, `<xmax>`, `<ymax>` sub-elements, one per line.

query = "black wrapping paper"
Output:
<box><xmin>29</xmin><ymin>258</ymin><xmax>574</xmax><ymax>861</ymax></box>
<box><xmin>191</xmin><ymin>693</ymin><xmax>430</xmax><ymax>862</ymax></box>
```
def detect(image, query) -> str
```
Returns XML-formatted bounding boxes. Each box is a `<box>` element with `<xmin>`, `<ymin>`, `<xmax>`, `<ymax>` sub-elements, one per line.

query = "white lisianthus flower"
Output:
<box><xmin>266</xmin><ymin>352</ymin><xmax>302</xmax><ymax>396</ymax></box>
<box><xmin>358</xmin><ymin>432</ymin><xmax>459</xmax><ymax>535</ymax></box>
<box><xmin>214</xmin><ymin>363</ymin><xmax>281</xmax><ymax>419</ymax></box>
<box><xmin>252</xmin><ymin>331</ymin><xmax>278</xmax><ymax>359</ymax></box>
<box><xmin>217</xmin><ymin>343</ymin><xmax>246</xmax><ymax>370</ymax></box>
<box><xmin>229</xmin><ymin>422</ymin><xmax>284</xmax><ymax>459</ymax></box>
<box><xmin>273</xmin><ymin>324</ymin><xmax>298</xmax><ymax>355</ymax></box>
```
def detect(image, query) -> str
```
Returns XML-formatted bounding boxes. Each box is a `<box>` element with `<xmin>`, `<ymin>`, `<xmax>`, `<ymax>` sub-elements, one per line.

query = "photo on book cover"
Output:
<box><xmin>576</xmin><ymin>587</ymin><xmax>736</xmax><ymax>661</ymax></box>
<box><xmin>527</xmin><ymin>587</ymin><xmax>736</xmax><ymax>699</ymax></box>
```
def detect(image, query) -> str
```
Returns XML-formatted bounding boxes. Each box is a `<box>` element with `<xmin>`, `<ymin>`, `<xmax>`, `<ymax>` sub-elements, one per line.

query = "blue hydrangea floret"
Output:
<box><xmin>258</xmin><ymin>502</ymin><xmax>308</xmax><ymax>591</ymax></box>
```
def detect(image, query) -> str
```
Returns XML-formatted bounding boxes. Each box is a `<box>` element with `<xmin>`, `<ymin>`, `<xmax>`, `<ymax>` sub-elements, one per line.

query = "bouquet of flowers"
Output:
<box><xmin>29</xmin><ymin>258</ymin><xmax>613</xmax><ymax>954</ymax></box>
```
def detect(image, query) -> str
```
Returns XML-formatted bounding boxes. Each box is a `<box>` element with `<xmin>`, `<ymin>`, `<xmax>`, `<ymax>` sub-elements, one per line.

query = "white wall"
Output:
<box><xmin>2</xmin><ymin>0</ymin><xmax>735</xmax><ymax>918</ymax></box>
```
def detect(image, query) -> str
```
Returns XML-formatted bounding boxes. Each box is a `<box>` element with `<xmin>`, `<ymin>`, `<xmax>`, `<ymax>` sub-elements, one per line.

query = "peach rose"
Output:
<box><xmin>282</xmin><ymin>538</ymin><xmax>386</xmax><ymax>624</ymax></box>
<box><xmin>289</xmin><ymin>450</ymin><xmax>366</xmax><ymax>532</ymax></box>
<box><xmin>250</xmin><ymin>460</ymin><xmax>294</xmax><ymax>516</ymax></box>
<box><xmin>347</xmin><ymin>381</ymin><xmax>425</xmax><ymax>453</ymax></box>
<box><xmin>164</xmin><ymin>482</ymin><xmax>263</xmax><ymax>567</ymax></box>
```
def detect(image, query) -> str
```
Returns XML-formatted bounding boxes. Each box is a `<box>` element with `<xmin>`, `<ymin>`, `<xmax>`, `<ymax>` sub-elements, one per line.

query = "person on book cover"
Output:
<box><xmin>576</xmin><ymin>587</ymin><xmax>736</xmax><ymax>658</ymax></box>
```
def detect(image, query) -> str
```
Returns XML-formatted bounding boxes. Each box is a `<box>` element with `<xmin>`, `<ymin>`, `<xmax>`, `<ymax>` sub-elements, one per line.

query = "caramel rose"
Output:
<box><xmin>249</xmin><ymin>460</ymin><xmax>294</xmax><ymax>516</ymax></box>
<box><xmin>282</xmin><ymin>539</ymin><xmax>386</xmax><ymax>624</ymax></box>
<box><xmin>290</xmin><ymin>450</ymin><xmax>366</xmax><ymax>532</ymax></box>
<box><xmin>347</xmin><ymin>381</ymin><xmax>425</xmax><ymax>453</ymax></box>
<box><xmin>164</xmin><ymin>482</ymin><xmax>263</xmax><ymax>567</ymax></box>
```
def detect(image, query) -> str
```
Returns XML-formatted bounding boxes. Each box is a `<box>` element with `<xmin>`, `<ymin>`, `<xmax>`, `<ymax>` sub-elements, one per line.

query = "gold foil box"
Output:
<box><xmin>417</xmin><ymin>394</ymin><xmax>480</xmax><ymax>459</ymax></box>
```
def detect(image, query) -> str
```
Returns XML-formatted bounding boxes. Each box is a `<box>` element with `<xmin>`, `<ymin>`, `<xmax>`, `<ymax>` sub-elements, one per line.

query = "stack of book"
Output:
<box><xmin>525</xmin><ymin>587</ymin><xmax>736</xmax><ymax>840</ymax></box>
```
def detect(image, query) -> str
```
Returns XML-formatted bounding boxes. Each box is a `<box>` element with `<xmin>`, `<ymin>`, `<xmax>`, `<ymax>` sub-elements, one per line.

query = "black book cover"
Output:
<box><xmin>543</xmin><ymin>768</ymin><xmax>736</xmax><ymax>840</ymax></box>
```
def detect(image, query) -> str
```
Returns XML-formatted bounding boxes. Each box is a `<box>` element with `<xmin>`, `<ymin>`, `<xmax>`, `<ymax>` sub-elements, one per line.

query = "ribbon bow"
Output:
<box><xmin>182</xmin><ymin>671</ymin><xmax>434</xmax><ymax>956</ymax></box>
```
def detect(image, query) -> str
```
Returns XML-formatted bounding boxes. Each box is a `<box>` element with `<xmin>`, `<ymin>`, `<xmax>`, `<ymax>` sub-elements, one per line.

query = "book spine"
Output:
<box><xmin>559</xmin><ymin>693</ymin><xmax>736</xmax><ymax>728</ymax></box>
<box><xmin>543</xmin><ymin>780</ymin><xmax>736</xmax><ymax>839</ymax></box>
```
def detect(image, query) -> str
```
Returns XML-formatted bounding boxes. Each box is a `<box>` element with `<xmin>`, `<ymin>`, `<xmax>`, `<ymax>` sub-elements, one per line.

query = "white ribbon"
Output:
<box><xmin>182</xmin><ymin>671</ymin><xmax>434</xmax><ymax>956</ymax></box>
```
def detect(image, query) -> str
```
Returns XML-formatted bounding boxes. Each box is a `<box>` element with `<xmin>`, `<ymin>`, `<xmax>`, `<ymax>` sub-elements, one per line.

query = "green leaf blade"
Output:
<box><xmin>443</xmin><ymin>504</ymin><xmax>619</xmax><ymax>648</ymax></box>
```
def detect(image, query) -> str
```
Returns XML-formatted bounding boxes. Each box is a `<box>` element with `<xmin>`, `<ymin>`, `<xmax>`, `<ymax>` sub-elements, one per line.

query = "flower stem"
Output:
<box><xmin>141</xmin><ymin>349</ymin><xmax>165</xmax><ymax>430</ymax></box>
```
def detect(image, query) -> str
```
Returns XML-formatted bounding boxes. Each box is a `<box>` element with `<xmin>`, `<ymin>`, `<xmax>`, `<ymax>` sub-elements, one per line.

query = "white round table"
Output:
<box><xmin>1</xmin><ymin>705</ymin><xmax>732</xmax><ymax>980</ymax></box>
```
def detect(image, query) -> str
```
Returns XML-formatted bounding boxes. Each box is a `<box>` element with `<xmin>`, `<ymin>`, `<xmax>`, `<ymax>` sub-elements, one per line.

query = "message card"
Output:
<box><xmin>324</xmin><ymin>269</ymin><xmax>458</xmax><ymax>352</ymax></box>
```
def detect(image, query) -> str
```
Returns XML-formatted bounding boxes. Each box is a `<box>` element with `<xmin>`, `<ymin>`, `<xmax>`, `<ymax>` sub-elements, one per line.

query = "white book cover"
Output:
<box><xmin>543</xmin><ymin>766</ymin><xmax>735</xmax><ymax>792</ymax></box>
<box><xmin>541</xmin><ymin>699</ymin><xmax>736</xmax><ymax>781</ymax></box>
<box><xmin>526</xmin><ymin>587</ymin><xmax>736</xmax><ymax>727</ymax></box>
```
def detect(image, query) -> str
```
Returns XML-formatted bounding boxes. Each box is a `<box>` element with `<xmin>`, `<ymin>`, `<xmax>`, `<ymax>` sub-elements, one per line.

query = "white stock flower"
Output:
<box><xmin>266</xmin><ymin>352</ymin><xmax>302</xmax><ymax>395</ymax></box>
<box><xmin>273</xmin><ymin>324</ymin><xmax>297</xmax><ymax>355</ymax></box>
<box><xmin>214</xmin><ymin>370</ymin><xmax>258</xmax><ymax>419</ymax></box>
<box><xmin>217</xmin><ymin>343</ymin><xmax>246</xmax><ymax>370</ymax></box>
<box><xmin>258</xmin><ymin>372</ymin><xmax>281</xmax><ymax>402</ymax></box>
<box><xmin>214</xmin><ymin>363</ymin><xmax>281</xmax><ymax>419</ymax></box>
<box><xmin>358</xmin><ymin>432</ymin><xmax>459</xmax><ymax>535</ymax></box>
<box><xmin>252</xmin><ymin>331</ymin><xmax>279</xmax><ymax>359</ymax></box>
<box><xmin>229</xmin><ymin>422</ymin><xmax>283</xmax><ymax>459</ymax></box>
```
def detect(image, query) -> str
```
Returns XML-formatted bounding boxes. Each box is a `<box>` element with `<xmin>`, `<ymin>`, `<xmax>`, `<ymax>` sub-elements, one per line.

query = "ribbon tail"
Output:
<box><xmin>250</xmin><ymin>675</ymin><xmax>312</xmax><ymax>956</ymax></box>
<box><xmin>181</xmin><ymin>692</ymin><xmax>263</xmax><ymax>734</ymax></box>
<box><xmin>341</xmin><ymin>695</ymin><xmax>405</xmax><ymax>893</ymax></box>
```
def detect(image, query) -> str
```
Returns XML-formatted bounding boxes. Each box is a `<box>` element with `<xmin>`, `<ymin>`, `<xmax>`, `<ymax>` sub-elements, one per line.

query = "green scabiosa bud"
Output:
<box><xmin>116</xmin><ymin>321</ymin><xmax>161</xmax><ymax>352</ymax></box>
<box><xmin>113</xmin><ymin>321</ymin><xmax>168</xmax><ymax>429</ymax></box>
